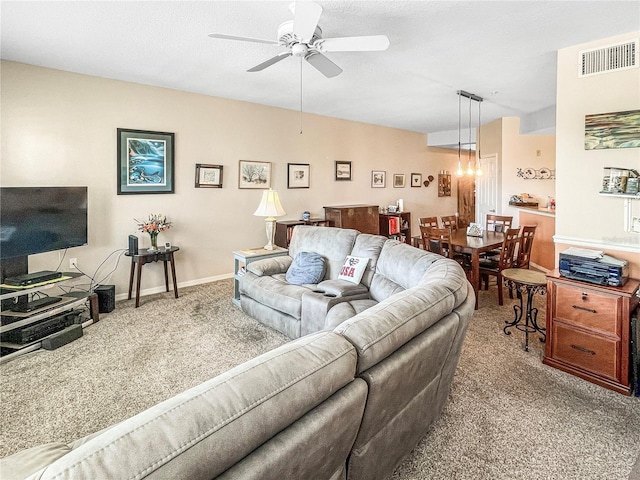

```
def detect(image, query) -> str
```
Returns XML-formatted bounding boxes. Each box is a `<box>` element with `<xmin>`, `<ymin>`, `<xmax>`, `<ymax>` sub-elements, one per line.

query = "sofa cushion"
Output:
<box><xmin>325</xmin><ymin>299</ymin><xmax>378</xmax><ymax>329</ymax></box>
<box><xmin>288</xmin><ymin>226</ymin><xmax>358</xmax><ymax>280</ymax></box>
<box><xmin>349</xmin><ymin>233</ymin><xmax>387</xmax><ymax>287</ymax></box>
<box><xmin>240</xmin><ymin>272</ymin><xmax>312</xmax><ymax>319</ymax></box>
<box><xmin>286</xmin><ymin>252</ymin><xmax>326</xmax><ymax>285</ymax></box>
<box><xmin>337</xmin><ymin>256</ymin><xmax>369</xmax><ymax>284</ymax></box>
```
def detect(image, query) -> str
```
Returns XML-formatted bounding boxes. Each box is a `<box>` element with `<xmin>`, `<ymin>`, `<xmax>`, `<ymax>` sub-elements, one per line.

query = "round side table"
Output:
<box><xmin>501</xmin><ymin>268</ymin><xmax>547</xmax><ymax>351</ymax></box>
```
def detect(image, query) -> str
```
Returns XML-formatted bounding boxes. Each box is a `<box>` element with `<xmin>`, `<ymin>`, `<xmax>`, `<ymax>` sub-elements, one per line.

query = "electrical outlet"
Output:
<box><xmin>69</xmin><ymin>258</ymin><xmax>78</xmax><ymax>270</ymax></box>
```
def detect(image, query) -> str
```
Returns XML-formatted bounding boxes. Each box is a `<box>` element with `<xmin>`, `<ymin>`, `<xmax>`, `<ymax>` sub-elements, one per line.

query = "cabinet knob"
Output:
<box><xmin>581</xmin><ymin>292</ymin><xmax>588</xmax><ymax>300</ymax></box>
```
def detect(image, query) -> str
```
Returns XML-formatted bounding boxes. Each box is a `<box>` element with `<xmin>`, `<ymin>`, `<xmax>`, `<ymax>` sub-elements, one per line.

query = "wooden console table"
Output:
<box><xmin>323</xmin><ymin>205</ymin><xmax>379</xmax><ymax>235</ymax></box>
<box><xmin>125</xmin><ymin>247</ymin><xmax>180</xmax><ymax>308</ymax></box>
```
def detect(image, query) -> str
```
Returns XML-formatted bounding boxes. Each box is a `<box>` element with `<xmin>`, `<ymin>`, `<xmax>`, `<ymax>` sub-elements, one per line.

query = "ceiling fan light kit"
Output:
<box><xmin>208</xmin><ymin>1</ymin><xmax>390</xmax><ymax>78</ymax></box>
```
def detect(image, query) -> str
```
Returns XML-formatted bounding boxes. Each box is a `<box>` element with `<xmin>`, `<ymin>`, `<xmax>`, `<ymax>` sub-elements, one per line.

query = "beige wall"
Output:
<box><xmin>555</xmin><ymin>32</ymin><xmax>640</xmax><ymax>278</ymax></box>
<box><xmin>1</xmin><ymin>61</ymin><xmax>460</xmax><ymax>297</ymax></box>
<box><xmin>478</xmin><ymin>117</ymin><xmax>556</xmax><ymax>223</ymax></box>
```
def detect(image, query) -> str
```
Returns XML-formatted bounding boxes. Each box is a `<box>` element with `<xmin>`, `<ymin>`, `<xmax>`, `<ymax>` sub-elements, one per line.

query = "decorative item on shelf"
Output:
<box><xmin>455</xmin><ymin>90</ymin><xmax>483</xmax><ymax>177</ymax></box>
<box><xmin>508</xmin><ymin>194</ymin><xmax>538</xmax><ymax>207</ymax></box>
<box><xmin>302</xmin><ymin>211</ymin><xmax>310</xmax><ymax>221</ymax></box>
<box><xmin>254</xmin><ymin>189</ymin><xmax>286</xmax><ymax>250</ymax></box>
<box><xmin>516</xmin><ymin>167</ymin><xmax>556</xmax><ymax>179</ymax></box>
<box><xmin>135</xmin><ymin>214</ymin><xmax>173</xmax><ymax>252</ymax></box>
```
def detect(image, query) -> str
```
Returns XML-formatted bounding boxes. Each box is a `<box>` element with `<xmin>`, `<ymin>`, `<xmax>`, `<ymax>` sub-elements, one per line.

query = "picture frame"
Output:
<box><xmin>411</xmin><ymin>173</ymin><xmax>422</xmax><ymax>187</ymax></box>
<box><xmin>393</xmin><ymin>173</ymin><xmax>406</xmax><ymax>188</ymax></box>
<box><xmin>287</xmin><ymin>163</ymin><xmax>310</xmax><ymax>189</ymax></box>
<box><xmin>335</xmin><ymin>161</ymin><xmax>352</xmax><ymax>181</ymax></box>
<box><xmin>195</xmin><ymin>163</ymin><xmax>223</xmax><ymax>188</ymax></box>
<box><xmin>239</xmin><ymin>160</ymin><xmax>271</xmax><ymax>189</ymax></box>
<box><xmin>371</xmin><ymin>170</ymin><xmax>386</xmax><ymax>188</ymax></box>
<box><xmin>585</xmin><ymin>109</ymin><xmax>640</xmax><ymax>150</ymax></box>
<box><xmin>117</xmin><ymin>128</ymin><xmax>175</xmax><ymax>195</ymax></box>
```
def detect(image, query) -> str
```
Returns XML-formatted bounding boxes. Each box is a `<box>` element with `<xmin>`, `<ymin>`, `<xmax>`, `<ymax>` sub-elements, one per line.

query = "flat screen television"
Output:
<box><xmin>0</xmin><ymin>186</ymin><xmax>88</xmax><ymax>279</ymax></box>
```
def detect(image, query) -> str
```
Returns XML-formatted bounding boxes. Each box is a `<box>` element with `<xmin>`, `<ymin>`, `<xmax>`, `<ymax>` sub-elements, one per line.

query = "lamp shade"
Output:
<box><xmin>253</xmin><ymin>189</ymin><xmax>286</xmax><ymax>218</ymax></box>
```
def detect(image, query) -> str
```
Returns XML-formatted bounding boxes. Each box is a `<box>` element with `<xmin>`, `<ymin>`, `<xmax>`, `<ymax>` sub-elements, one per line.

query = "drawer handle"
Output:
<box><xmin>570</xmin><ymin>344</ymin><xmax>596</xmax><ymax>355</ymax></box>
<box><xmin>572</xmin><ymin>305</ymin><xmax>597</xmax><ymax>314</ymax></box>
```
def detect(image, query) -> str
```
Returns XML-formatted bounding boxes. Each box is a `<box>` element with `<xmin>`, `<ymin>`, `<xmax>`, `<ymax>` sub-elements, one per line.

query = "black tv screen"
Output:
<box><xmin>0</xmin><ymin>187</ymin><xmax>88</xmax><ymax>260</ymax></box>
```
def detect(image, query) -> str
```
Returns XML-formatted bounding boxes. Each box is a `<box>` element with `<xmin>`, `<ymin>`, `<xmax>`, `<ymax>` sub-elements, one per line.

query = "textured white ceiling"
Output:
<box><xmin>1</xmin><ymin>1</ymin><xmax>639</xmax><ymax>135</ymax></box>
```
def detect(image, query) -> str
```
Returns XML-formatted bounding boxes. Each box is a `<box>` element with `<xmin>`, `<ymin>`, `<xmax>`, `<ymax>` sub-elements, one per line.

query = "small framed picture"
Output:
<box><xmin>393</xmin><ymin>174</ymin><xmax>406</xmax><ymax>188</ymax></box>
<box><xmin>411</xmin><ymin>173</ymin><xmax>422</xmax><ymax>187</ymax></box>
<box><xmin>117</xmin><ymin>128</ymin><xmax>175</xmax><ymax>195</ymax></box>
<box><xmin>288</xmin><ymin>163</ymin><xmax>310</xmax><ymax>189</ymax></box>
<box><xmin>371</xmin><ymin>170</ymin><xmax>386</xmax><ymax>188</ymax></box>
<box><xmin>239</xmin><ymin>160</ymin><xmax>271</xmax><ymax>189</ymax></box>
<box><xmin>335</xmin><ymin>161</ymin><xmax>352</xmax><ymax>181</ymax></box>
<box><xmin>195</xmin><ymin>164</ymin><xmax>223</xmax><ymax>188</ymax></box>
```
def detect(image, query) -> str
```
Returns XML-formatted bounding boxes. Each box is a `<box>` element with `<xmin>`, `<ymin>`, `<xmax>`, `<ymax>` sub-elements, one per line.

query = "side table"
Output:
<box><xmin>125</xmin><ymin>246</ymin><xmax>180</xmax><ymax>308</ymax></box>
<box><xmin>502</xmin><ymin>268</ymin><xmax>547</xmax><ymax>351</ymax></box>
<box><xmin>233</xmin><ymin>247</ymin><xmax>288</xmax><ymax>307</ymax></box>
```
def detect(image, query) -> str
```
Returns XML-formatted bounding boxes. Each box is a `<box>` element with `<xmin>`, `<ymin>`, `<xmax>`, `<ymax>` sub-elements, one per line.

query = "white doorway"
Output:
<box><xmin>475</xmin><ymin>154</ymin><xmax>499</xmax><ymax>227</ymax></box>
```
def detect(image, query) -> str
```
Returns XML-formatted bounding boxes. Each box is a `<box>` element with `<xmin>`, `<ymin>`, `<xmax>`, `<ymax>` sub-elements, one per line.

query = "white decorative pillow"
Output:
<box><xmin>338</xmin><ymin>256</ymin><xmax>369</xmax><ymax>284</ymax></box>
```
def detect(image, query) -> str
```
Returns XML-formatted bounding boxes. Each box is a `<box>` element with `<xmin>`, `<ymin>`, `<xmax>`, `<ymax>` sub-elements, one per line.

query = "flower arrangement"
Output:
<box><xmin>135</xmin><ymin>214</ymin><xmax>173</xmax><ymax>234</ymax></box>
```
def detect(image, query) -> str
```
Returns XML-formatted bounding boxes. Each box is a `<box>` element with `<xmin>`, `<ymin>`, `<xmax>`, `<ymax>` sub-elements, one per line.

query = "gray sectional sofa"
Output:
<box><xmin>1</xmin><ymin>226</ymin><xmax>474</xmax><ymax>480</ymax></box>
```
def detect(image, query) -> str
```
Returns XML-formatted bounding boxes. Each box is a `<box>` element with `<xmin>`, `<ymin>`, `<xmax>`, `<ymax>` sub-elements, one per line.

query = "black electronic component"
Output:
<box><xmin>94</xmin><ymin>285</ymin><xmax>115</xmax><ymax>313</ymax></box>
<box><xmin>3</xmin><ymin>271</ymin><xmax>62</xmax><ymax>287</ymax></box>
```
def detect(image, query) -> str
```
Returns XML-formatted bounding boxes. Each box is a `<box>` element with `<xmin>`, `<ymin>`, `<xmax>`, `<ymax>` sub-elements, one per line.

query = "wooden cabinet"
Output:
<box><xmin>323</xmin><ymin>205</ymin><xmax>379</xmax><ymax>235</ymax></box>
<box><xmin>379</xmin><ymin>212</ymin><xmax>411</xmax><ymax>244</ymax></box>
<box><xmin>274</xmin><ymin>219</ymin><xmax>331</xmax><ymax>248</ymax></box>
<box><xmin>543</xmin><ymin>270</ymin><xmax>640</xmax><ymax>395</ymax></box>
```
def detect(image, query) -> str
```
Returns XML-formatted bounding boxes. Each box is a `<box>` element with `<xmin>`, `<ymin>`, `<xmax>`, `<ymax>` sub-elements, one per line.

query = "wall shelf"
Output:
<box><xmin>598</xmin><ymin>192</ymin><xmax>640</xmax><ymax>233</ymax></box>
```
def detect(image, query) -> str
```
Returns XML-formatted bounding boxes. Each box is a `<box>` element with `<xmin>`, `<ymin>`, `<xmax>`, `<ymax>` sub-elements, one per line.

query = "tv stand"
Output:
<box><xmin>0</xmin><ymin>274</ymin><xmax>98</xmax><ymax>363</ymax></box>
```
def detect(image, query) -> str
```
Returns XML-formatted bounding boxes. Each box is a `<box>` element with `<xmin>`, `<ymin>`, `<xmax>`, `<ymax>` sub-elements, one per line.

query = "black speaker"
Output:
<box><xmin>42</xmin><ymin>324</ymin><xmax>83</xmax><ymax>350</ymax></box>
<box><xmin>94</xmin><ymin>284</ymin><xmax>115</xmax><ymax>313</ymax></box>
<box><xmin>128</xmin><ymin>235</ymin><xmax>138</xmax><ymax>255</ymax></box>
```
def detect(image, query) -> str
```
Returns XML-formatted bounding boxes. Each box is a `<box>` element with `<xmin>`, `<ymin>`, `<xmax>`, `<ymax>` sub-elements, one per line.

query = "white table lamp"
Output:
<box><xmin>253</xmin><ymin>189</ymin><xmax>286</xmax><ymax>250</ymax></box>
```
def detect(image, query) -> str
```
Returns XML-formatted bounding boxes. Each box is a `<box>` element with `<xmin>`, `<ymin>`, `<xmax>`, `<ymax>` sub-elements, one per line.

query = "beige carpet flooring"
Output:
<box><xmin>1</xmin><ymin>279</ymin><xmax>639</xmax><ymax>479</ymax></box>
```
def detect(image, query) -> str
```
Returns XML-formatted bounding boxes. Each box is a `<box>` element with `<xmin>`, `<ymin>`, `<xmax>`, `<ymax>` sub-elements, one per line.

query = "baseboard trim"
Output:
<box><xmin>114</xmin><ymin>273</ymin><xmax>234</xmax><ymax>302</ymax></box>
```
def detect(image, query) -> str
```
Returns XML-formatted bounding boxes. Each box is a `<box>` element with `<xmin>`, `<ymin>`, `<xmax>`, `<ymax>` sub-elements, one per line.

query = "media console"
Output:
<box><xmin>0</xmin><ymin>274</ymin><xmax>98</xmax><ymax>363</ymax></box>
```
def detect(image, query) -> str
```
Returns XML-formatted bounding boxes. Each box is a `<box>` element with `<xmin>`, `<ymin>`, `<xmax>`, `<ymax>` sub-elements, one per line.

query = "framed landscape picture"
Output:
<box><xmin>117</xmin><ymin>128</ymin><xmax>175</xmax><ymax>195</ymax></box>
<box><xmin>393</xmin><ymin>173</ymin><xmax>406</xmax><ymax>188</ymax></box>
<box><xmin>239</xmin><ymin>160</ymin><xmax>271</xmax><ymax>189</ymax></box>
<box><xmin>288</xmin><ymin>163</ymin><xmax>310</xmax><ymax>189</ymax></box>
<box><xmin>371</xmin><ymin>170</ymin><xmax>386</xmax><ymax>188</ymax></box>
<box><xmin>195</xmin><ymin>164</ymin><xmax>223</xmax><ymax>188</ymax></box>
<box><xmin>335</xmin><ymin>161</ymin><xmax>352</xmax><ymax>181</ymax></box>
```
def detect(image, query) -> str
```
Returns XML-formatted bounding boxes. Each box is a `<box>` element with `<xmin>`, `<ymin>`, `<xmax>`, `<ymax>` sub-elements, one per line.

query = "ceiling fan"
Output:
<box><xmin>208</xmin><ymin>1</ymin><xmax>390</xmax><ymax>78</ymax></box>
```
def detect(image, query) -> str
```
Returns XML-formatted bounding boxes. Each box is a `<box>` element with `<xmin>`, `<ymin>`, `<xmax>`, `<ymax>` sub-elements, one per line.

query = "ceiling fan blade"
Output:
<box><xmin>305</xmin><ymin>52</ymin><xmax>342</xmax><ymax>78</ymax></box>
<box><xmin>247</xmin><ymin>52</ymin><xmax>292</xmax><ymax>72</ymax></box>
<box><xmin>208</xmin><ymin>33</ymin><xmax>278</xmax><ymax>46</ymax></box>
<box><xmin>293</xmin><ymin>1</ymin><xmax>323</xmax><ymax>43</ymax></box>
<box><xmin>317</xmin><ymin>35</ymin><xmax>390</xmax><ymax>52</ymax></box>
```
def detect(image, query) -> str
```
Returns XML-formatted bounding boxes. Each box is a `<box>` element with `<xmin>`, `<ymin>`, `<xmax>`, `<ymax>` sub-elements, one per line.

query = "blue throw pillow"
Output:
<box><xmin>285</xmin><ymin>252</ymin><xmax>326</xmax><ymax>285</ymax></box>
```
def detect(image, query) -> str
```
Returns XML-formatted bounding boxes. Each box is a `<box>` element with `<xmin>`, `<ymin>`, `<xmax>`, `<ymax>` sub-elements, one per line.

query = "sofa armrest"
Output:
<box><xmin>301</xmin><ymin>288</ymin><xmax>370</xmax><ymax>336</ymax></box>
<box><xmin>317</xmin><ymin>279</ymin><xmax>369</xmax><ymax>297</ymax></box>
<box><xmin>246</xmin><ymin>256</ymin><xmax>292</xmax><ymax>276</ymax></box>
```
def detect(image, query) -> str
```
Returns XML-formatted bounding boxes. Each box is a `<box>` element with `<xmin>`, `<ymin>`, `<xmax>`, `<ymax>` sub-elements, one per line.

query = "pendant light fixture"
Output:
<box><xmin>456</xmin><ymin>90</ymin><xmax>484</xmax><ymax>177</ymax></box>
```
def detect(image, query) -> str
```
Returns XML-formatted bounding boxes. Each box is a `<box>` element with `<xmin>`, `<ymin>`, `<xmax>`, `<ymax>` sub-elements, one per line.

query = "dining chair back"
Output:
<box><xmin>421</xmin><ymin>226</ymin><xmax>451</xmax><ymax>256</ymax></box>
<box><xmin>419</xmin><ymin>216</ymin><xmax>439</xmax><ymax>228</ymax></box>
<box><xmin>479</xmin><ymin>228</ymin><xmax>521</xmax><ymax>306</ymax></box>
<box><xmin>517</xmin><ymin>225</ymin><xmax>537</xmax><ymax>269</ymax></box>
<box><xmin>486</xmin><ymin>214</ymin><xmax>513</xmax><ymax>233</ymax></box>
<box><xmin>440</xmin><ymin>215</ymin><xmax>458</xmax><ymax>232</ymax></box>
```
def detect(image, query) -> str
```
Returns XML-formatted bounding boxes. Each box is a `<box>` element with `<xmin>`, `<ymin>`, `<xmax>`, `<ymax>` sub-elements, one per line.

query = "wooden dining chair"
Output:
<box><xmin>517</xmin><ymin>225</ymin><xmax>537</xmax><ymax>269</ymax></box>
<box><xmin>420</xmin><ymin>225</ymin><xmax>471</xmax><ymax>273</ymax></box>
<box><xmin>486</xmin><ymin>215</ymin><xmax>513</xmax><ymax>233</ymax></box>
<box><xmin>440</xmin><ymin>215</ymin><xmax>458</xmax><ymax>232</ymax></box>
<box><xmin>479</xmin><ymin>228</ymin><xmax>520</xmax><ymax>306</ymax></box>
<box><xmin>419</xmin><ymin>216</ymin><xmax>439</xmax><ymax>228</ymax></box>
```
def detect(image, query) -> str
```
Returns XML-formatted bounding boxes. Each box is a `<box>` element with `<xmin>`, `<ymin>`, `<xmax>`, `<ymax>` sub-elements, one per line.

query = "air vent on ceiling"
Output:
<box><xmin>579</xmin><ymin>39</ymin><xmax>638</xmax><ymax>77</ymax></box>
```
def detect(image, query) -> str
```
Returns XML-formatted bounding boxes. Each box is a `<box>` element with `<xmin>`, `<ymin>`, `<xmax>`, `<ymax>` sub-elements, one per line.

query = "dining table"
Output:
<box><xmin>449</xmin><ymin>229</ymin><xmax>505</xmax><ymax>309</ymax></box>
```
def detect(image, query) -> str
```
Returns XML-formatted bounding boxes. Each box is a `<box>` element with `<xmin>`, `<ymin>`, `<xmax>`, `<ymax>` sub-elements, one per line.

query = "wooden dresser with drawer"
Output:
<box><xmin>543</xmin><ymin>269</ymin><xmax>639</xmax><ymax>395</ymax></box>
